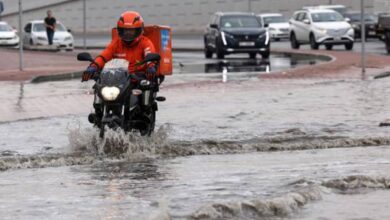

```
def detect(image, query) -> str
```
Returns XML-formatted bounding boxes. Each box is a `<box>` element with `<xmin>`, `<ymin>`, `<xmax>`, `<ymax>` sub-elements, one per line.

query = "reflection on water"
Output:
<box><xmin>175</xmin><ymin>53</ymin><xmax>329</xmax><ymax>74</ymax></box>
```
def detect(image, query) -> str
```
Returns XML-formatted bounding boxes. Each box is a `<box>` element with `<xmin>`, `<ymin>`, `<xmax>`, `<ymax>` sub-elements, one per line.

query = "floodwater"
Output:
<box><xmin>174</xmin><ymin>53</ymin><xmax>330</xmax><ymax>74</ymax></box>
<box><xmin>1</xmin><ymin>60</ymin><xmax>390</xmax><ymax>219</ymax></box>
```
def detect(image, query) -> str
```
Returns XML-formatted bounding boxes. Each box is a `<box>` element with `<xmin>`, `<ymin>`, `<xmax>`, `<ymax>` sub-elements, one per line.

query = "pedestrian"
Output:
<box><xmin>44</xmin><ymin>10</ymin><xmax>56</xmax><ymax>45</ymax></box>
<box><xmin>0</xmin><ymin>1</ymin><xmax>4</xmax><ymax>21</ymax></box>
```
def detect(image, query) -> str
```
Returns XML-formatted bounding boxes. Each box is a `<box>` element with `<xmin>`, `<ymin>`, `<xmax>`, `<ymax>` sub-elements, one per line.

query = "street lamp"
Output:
<box><xmin>361</xmin><ymin>0</ymin><xmax>366</xmax><ymax>75</ymax></box>
<box><xmin>18</xmin><ymin>0</ymin><xmax>23</xmax><ymax>71</ymax></box>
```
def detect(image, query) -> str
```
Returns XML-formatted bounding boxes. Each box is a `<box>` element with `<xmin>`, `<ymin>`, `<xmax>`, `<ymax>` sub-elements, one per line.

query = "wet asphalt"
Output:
<box><xmin>1</xmin><ymin>39</ymin><xmax>390</xmax><ymax>219</ymax></box>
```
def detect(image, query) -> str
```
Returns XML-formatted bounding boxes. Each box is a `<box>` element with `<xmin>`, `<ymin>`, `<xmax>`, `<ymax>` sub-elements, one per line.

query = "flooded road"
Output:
<box><xmin>1</xmin><ymin>57</ymin><xmax>390</xmax><ymax>219</ymax></box>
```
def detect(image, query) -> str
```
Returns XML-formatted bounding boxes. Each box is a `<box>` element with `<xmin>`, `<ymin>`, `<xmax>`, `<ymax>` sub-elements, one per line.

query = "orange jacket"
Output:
<box><xmin>94</xmin><ymin>36</ymin><xmax>156</xmax><ymax>73</ymax></box>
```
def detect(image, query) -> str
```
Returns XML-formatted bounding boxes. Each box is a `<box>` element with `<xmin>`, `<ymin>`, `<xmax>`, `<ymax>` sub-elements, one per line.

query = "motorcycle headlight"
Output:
<box><xmin>101</xmin><ymin>86</ymin><xmax>120</xmax><ymax>101</ymax></box>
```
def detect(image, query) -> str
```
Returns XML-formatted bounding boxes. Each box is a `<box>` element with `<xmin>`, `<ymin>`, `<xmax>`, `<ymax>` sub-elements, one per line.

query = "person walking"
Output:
<box><xmin>44</xmin><ymin>10</ymin><xmax>56</xmax><ymax>45</ymax></box>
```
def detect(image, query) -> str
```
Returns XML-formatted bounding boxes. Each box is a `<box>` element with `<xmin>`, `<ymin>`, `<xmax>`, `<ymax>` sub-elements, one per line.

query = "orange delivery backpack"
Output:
<box><xmin>111</xmin><ymin>25</ymin><xmax>173</xmax><ymax>76</ymax></box>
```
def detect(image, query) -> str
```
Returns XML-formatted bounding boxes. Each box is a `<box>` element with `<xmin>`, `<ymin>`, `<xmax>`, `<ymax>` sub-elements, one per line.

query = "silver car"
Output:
<box><xmin>289</xmin><ymin>9</ymin><xmax>354</xmax><ymax>50</ymax></box>
<box><xmin>23</xmin><ymin>20</ymin><xmax>74</xmax><ymax>51</ymax></box>
<box><xmin>0</xmin><ymin>21</ymin><xmax>19</xmax><ymax>46</ymax></box>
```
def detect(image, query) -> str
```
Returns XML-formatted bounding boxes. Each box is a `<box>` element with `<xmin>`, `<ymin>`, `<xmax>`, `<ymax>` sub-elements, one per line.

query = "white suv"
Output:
<box><xmin>289</xmin><ymin>9</ymin><xmax>354</xmax><ymax>50</ymax></box>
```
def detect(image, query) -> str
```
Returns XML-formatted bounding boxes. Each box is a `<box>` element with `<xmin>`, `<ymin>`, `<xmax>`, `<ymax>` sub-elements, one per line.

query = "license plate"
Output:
<box><xmin>334</xmin><ymin>37</ymin><xmax>341</xmax><ymax>41</ymax></box>
<box><xmin>0</xmin><ymin>40</ymin><xmax>7</xmax><ymax>44</ymax></box>
<box><xmin>239</xmin><ymin>41</ymin><xmax>255</xmax><ymax>46</ymax></box>
<box><xmin>369</xmin><ymin>31</ymin><xmax>376</xmax><ymax>35</ymax></box>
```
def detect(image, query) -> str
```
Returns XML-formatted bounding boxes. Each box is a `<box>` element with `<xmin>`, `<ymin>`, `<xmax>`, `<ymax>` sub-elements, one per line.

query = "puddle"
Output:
<box><xmin>175</xmin><ymin>53</ymin><xmax>331</xmax><ymax>74</ymax></box>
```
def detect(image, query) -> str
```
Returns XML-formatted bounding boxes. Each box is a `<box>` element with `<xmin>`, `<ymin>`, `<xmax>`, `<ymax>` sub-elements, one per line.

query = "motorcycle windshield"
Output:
<box><xmin>100</xmin><ymin>69</ymin><xmax>129</xmax><ymax>87</ymax></box>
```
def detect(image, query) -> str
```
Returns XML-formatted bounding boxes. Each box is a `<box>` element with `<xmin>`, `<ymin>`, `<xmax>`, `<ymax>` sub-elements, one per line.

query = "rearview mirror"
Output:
<box><xmin>67</xmin><ymin>28</ymin><xmax>72</xmax><ymax>33</ymax></box>
<box><xmin>210</xmin><ymin>24</ymin><xmax>218</xmax><ymax>29</ymax></box>
<box><xmin>77</xmin><ymin>52</ymin><xmax>94</xmax><ymax>62</ymax></box>
<box><xmin>264</xmin><ymin>23</ymin><xmax>269</xmax><ymax>28</ymax></box>
<box><xmin>303</xmin><ymin>19</ymin><xmax>310</xmax><ymax>24</ymax></box>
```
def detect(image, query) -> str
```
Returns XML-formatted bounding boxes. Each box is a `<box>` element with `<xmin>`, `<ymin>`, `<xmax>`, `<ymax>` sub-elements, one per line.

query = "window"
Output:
<box><xmin>24</xmin><ymin>23</ymin><xmax>32</xmax><ymax>33</ymax></box>
<box><xmin>295</xmin><ymin>13</ymin><xmax>304</xmax><ymax>21</ymax></box>
<box><xmin>220</xmin><ymin>15</ymin><xmax>261</xmax><ymax>28</ymax></box>
<box><xmin>0</xmin><ymin>24</ymin><xmax>12</xmax><ymax>32</ymax></box>
<box><xmin>263</xmin><ymin>16</ymin><xmax>286</xmax><ymax>25</ymax></box>
<box><xmin>311</xmin><ymin>12</ymin><xmax>344</xmax><ymax>22</ymax></box>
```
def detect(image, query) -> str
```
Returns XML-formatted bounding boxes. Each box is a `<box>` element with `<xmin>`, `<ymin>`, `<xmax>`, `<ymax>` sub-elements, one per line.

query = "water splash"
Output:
<box><xmin>68</xmin><ymin>124</ymin><xmax>172</xmax><ymax>158</ymax></box>
<box><xmin>191</xmin><ymin>175</ymin><xmax>390</xmax><ymax>220</ymax></box>
<box><xmin>191</xmin><ymin>187</ymin><xmax>323</xmax><ymax>220</ymax></box>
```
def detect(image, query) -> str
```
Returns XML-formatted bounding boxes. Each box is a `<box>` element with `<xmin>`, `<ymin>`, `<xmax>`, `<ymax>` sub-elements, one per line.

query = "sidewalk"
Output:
<box><xmin>0</xmin><ymin>49</ymin><xmax>98</xmax><ymax>81</ymax></box>
<box><xmin>0</xmin><ymin>34</ymin><xmax>203</xmax><ymax>81</ymax></box>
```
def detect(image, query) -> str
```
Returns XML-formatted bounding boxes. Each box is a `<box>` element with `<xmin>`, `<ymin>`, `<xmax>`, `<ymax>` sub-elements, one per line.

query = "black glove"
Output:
<box><xmin>82</xmin><ymin>66</ymin><xmax>97</xmax><ymax>82</ymax></box>
<box><xmin>146</xmin><ymin>66</ymin><xmax>157</xmax><ymax>80</ymax></box>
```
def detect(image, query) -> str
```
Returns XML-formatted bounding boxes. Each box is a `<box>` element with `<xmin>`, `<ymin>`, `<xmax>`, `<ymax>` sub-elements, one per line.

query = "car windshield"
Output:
<box><xmin>33</xmin><ymin>23</ymin><xmax>66</xmax><ymax>32</ymax></box>
<box><xmin>311</xmin><ymin>12</ymin><xmax>344</xmax><ymax>22</ymax></box>
<box><xmin>263</xmin><ymin>16</ymin><xmax>286</xmax><ymax>25</ymax></box>
<box><xmin>346</xmin><ymin>14</ymin><xmax>378</xmax><ymax>22</ymax></box>
<box><xmin>221</xmin><ymin>16</ymin><xmax>261</xmax><ymax>28</ymax></box>
<box><xmin>0</xmin><ymin>24</ymin><xmax>13</xmax><ymax>32</ymax></box>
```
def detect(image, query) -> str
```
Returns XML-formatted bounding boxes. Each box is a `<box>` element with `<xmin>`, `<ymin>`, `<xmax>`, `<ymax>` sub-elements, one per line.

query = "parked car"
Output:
<box><xmin>258</xmin><ymin>13</ymin><xmax>289</xmax><ymax>41</ymax></box>
<box><xmin>0</xmin><ymin>21</ymin><xmax>19</xmax><ymax>46</ymax></box>
<box><xmin>289</xmin><ymin>8</ymin><xmax>354</xmax><ymax>50</ymax></box>
<box><xmin>303</xmin><ymin>5</ymin><xmax>347</xmax><ymax>16</ymax></box>
<box><xmin>23</xmin><ymin>20</ymin><xmax>74</xmax><ymax>51</ymax></box>
<box><xmin>204</xmin><ymin>12</ymin><xmax>270</xmax><ymax>59</ymax></box>
<box><xmin>344</xmin><ymin>12</ymin><xmax>378</xmax><ymax>39</ymax></box>
<box><xmin>376</xmin><ymin>12</ymin><xmax>390</xmax><ymax>41</ymax></box>
<box><xmin>377</xmin><ymin>14</ymin><xmax>390</xmax><ymax>53</ymax></box>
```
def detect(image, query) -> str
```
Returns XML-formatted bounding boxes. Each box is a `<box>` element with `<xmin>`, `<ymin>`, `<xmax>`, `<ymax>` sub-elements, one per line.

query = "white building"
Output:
<box><xmin>0</xmin><ymin>0</ymin><xmax>387</xmax><ymax>34</ymax></box>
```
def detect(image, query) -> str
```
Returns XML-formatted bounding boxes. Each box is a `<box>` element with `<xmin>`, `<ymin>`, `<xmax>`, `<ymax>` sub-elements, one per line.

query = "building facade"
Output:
<box><xmin>0</xmin><ymin>0</ymin><xmax>386</xmax><ymax>34</ymax></box>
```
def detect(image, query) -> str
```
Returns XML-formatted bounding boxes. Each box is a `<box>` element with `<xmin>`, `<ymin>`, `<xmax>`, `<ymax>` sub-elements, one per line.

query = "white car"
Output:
<box><xmin>258</xmin><ymin>13</ymin><xmax>290</xmax><ymax>41</ymax></box>
<box><xmin>0</xmin><ymin>21</ymin><xmax>19</xmax><ymax>46</ymax></box>
<box><xmin>289</xmin><ymin>9</ymin><xmax>354</xmax><ymax>50</ymax></box>
<box><xmin>23</xmin><ymin>20</ymin><xmax>74</xmax><ymax>51</ymax></box>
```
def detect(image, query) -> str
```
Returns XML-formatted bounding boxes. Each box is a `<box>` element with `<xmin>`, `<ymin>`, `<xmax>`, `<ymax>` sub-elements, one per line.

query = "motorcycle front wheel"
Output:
<box><xmin>140</xmin><ymin>110</ymin><xmax>156</xmax><ymax>136</ymax></box>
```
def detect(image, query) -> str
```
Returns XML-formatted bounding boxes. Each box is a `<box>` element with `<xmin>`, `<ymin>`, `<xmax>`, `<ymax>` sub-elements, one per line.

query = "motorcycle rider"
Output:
<box><xmin>82</xmin><ymin>11</ymin><xmax>157</xmax><ymax>81</ymax></box>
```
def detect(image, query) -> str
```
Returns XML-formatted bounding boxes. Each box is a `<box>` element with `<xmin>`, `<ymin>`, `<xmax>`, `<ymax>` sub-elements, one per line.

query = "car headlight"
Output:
<box><xmin>37</xmin><ymin>36</ymin><xmax>47</xmax><ymax>41</ymax></box>
<box><xmin>258</xmin><ymin>31</ymin><xmax>269</xmax><ymax>45</ymax></box>
<box><xmin>348</xmin><ymin>28</ymin><xmax>354</xmax><ymax>35</ymax></box>
<box><xmin>269</xmin><ymin>27</ymin><xmax>276</xmax><ymax>31</ymax></box>
<box><xmin>352</xmin><ymin>24</ymin><xmax>359</xmax><ymax>29</ymax></box>
<box><xmin>315</xmin><ymin>27</ymin><xmax>327</xmax><ymax>35</ymax></box>
<box><xmin>64</xmin><ymin>36</ymin><xmax>72</xmax><ymax>41</ymax></box>
<box><xmin>101</xmin><ymin>86</ymin><xmax>120</xmax><ymax>101</ymax></box>
<box><xmin>221</xmin><ymin>31</ymin><xmax>234</xmax><ymax>45</ymax></box>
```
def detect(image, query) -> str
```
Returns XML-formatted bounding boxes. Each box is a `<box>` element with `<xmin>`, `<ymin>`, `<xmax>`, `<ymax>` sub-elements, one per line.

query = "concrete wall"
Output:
<box><xmin>0</xmin><ymin>0</ymin><xmax>381</xmax><ymax>34</ymax></box>
<box><xmin>374</xmin><ymin>0</ymin><xmax>390</xmax><ymax>12</ymax></box>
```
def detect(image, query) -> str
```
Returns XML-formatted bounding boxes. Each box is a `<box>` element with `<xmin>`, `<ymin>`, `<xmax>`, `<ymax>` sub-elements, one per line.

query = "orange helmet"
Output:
<box><xmin>117</xmin><ymin>11</ymin><xmax>144</xmax><ymax>44</ymax></box>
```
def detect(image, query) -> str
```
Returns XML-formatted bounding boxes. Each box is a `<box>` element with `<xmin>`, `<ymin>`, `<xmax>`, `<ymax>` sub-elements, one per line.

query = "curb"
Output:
<box><xmin>30</xmin><ymin>71</ymin><xmax>83</xmax><ymax>83</ymax></box>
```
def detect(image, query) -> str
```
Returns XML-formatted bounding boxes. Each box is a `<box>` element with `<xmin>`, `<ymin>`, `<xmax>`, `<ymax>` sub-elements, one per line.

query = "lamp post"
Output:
<box><xmin>83</xmin><ymin>0</ymin><xmax>86</xmax><ymax>49</ymax></box>
<box><xmin>361</xmin><ymin>0</ymin><xmax>366</xmax><ymax>75</ymax></box>
<box><xmin>18</xmin><ymin>0</ymin><xmax>23</xmax><ymax>71</ymax></box>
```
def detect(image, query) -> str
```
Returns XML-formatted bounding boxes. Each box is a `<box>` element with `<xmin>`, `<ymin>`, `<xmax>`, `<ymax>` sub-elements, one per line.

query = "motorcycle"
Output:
<box><xmin>77</xmin><ymin>52</ymin><xmax>166</xmax><ymax>138</ymax></box>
